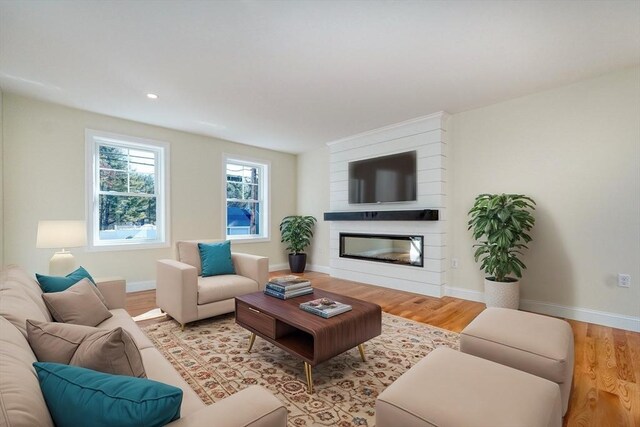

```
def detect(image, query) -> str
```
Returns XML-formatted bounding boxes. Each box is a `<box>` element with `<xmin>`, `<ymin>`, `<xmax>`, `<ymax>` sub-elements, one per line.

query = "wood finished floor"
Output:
<box><xmin>126</xmin><ymin>270</ymin><xmax>640</xmax><ymax>427</ymax></box>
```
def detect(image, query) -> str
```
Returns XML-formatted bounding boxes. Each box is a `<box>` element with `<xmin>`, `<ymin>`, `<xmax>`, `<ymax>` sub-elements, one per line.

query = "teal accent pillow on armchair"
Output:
<box><xmin>198</xmin><ymin>241</ymin><xmax>236</xmax><ymax>277</ymax></box>
<box><xmin>34</xmin><ymin>362</ymin><xmax>182</xmax><ymax>427</ymax></box>
<box><xmin>36</xmin><ymin>266</ymin><xmax>96</xmax><ymax>293</ymax></box>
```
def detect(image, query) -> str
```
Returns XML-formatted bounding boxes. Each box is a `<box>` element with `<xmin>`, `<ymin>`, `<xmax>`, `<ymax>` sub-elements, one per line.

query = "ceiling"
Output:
<box><xmin>1</xmin><ymin>1</ymin><xmax>639</xmax><ymax>154</ymax></box>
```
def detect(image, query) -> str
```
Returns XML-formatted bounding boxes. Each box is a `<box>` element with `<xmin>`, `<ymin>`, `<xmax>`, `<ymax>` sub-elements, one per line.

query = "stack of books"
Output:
<box><xmin>300</xmin><ymin>297</ymin><xmax>352</xmax><ymax>318</ymax></box>
<box><xmin>264</xmin><ymin>275</ymin><xmax>313</xmax><ymax>300</ymax></box>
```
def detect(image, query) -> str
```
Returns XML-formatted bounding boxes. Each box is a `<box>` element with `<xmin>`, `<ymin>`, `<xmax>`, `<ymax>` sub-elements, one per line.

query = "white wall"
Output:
<box><xmin>296</xmin><ymin>146</ymin><xmax>330</xmax><ymax>270</ymax></box>
<box><xmin>450</xmin><ymin>66</ymin><xmax>640</xmax><ymax>322</ymax></box>
<box><xmin>2</xmin><ymin>94</ymin><xmax>297</xmax><ymax>283</ymax></box>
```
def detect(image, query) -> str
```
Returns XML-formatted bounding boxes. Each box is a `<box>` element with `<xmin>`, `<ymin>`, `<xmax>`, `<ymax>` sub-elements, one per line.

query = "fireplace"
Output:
<box><xmin>339</xmin><ymin>233</ymin><xmax>424</xmax><ymax>267</ymax></box>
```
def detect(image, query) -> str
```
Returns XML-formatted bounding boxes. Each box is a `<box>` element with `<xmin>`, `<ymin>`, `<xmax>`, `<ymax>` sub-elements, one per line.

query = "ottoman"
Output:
<box><xmin>460</xmin><ymin>308</ymin><xmax>574</xmax><ymax>415</ymax></box>
<box><xmin>376</xmin><ymin>347</ymin><xmax>562</xmax><ymax>427</ymax></box>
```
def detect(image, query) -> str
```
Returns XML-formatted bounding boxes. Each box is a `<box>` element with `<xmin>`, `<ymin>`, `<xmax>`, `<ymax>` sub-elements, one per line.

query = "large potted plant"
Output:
<box><xmin>279</xmin><ymin>215</ymin><xmax>317</xmax><ymax>273</ymax></box>
<box><xmin>468</xmin><ymin>193</ymin><xmax>536</xmax><ymax>309</ymax></box>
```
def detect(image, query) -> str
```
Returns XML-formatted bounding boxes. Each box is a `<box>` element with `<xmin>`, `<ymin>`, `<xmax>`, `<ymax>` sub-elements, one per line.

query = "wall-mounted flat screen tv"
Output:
<box><xmin>348</xmin><ymin>150</ymin><xmax>417</xmax><ymax>204</ymax></box>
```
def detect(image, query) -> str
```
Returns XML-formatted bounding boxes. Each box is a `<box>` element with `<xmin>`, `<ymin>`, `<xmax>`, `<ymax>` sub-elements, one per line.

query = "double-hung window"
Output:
<box><xmin>86</xmin><ymin>130</ymin><xmax>169</xmax><ymax>250</ymax></box>
<box><xmin>224</xmin><ymin>155</ymin><xmax>269</xmax><ymax>241</ymax></box>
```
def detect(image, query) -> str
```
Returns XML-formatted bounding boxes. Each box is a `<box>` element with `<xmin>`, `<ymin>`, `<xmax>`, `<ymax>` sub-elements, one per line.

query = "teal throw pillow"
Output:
<box><xmin>36</xmin><ymin>266</ymin><xmax>96</xmax><ymax>293</ymax></box>
<box><xmin>34</xmin><ymin>362</ymin><xmax>182</xmax><ymax>427</ymax></box>
<box><xmin>198</xmin><ymin>241</ymin><xmax>236</xmax><ymax>277</ymax></box>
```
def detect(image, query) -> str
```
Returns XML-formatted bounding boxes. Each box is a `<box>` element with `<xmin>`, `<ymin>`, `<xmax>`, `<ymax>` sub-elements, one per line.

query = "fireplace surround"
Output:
<box><xmin>339</xmin><ymin>233</ymin><xmax>424</xmax><ymax>267</ymax></box>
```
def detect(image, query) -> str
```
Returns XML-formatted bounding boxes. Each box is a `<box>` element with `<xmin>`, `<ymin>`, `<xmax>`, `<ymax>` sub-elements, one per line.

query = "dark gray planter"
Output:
<box><xmin>288</xmin><ymin>253</ymin><xmax>307</xmax><ymax>273</ymax></box>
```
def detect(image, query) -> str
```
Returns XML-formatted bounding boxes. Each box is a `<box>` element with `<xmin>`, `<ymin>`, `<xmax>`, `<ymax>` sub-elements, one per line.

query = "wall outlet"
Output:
<box><xmin>451</xmin><ymin>258</ymin><xmax>459</xmax><ymax>269</ymax></box>
<box><xmin>617</xmin><ymin>273</ymin><xmax>631</xmax><ymax>288</ymax></box>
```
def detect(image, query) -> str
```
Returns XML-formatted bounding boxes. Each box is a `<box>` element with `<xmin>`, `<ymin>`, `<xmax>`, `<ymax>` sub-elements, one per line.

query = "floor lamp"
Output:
<box><xmin>36</xmin><ymin>220</ymin><xmax>87</xmax><ymax>276</ymax></box>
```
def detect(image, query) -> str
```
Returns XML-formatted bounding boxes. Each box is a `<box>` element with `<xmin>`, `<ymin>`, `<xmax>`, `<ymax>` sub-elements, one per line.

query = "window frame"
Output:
<box><xmin>222</xmin><ymin>153</ymin><xmax>270</xmax><ymax>243</ymax></box>
<box><xmin>85</xmin><ymin>129</ymin><xmax>170</xmax><ymax>251</ymax></box>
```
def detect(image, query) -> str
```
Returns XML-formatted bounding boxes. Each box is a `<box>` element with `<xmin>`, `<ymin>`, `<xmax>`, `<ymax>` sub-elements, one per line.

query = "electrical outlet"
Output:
<box><xmin>451</xmin><ymin>258</ymin><xmax>459</xmax><ymax>269</ymax></box>
<box><xmin>617</xmin><ymin>273</ymin><xmax>631</xmax><ymax>288</ymax></box>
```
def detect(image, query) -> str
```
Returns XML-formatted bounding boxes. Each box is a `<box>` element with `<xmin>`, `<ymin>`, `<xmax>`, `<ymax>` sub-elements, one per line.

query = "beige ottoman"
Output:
<box><xmin>460</xmin><ymin>308</ymin><xmax>574</xmax><ymax>415</ymax></box>
<box><xmin>376</xmin><ymin>347</ymin><xmax>562</xmax><ymax>427</ymax></box>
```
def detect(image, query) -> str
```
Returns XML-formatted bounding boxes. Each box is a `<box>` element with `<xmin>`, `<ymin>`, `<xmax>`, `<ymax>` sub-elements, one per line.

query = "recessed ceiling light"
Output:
<box><xmin>146</xmin><ymin>93</ymin><xmax>158</xmax><ymax>99</ymax></box>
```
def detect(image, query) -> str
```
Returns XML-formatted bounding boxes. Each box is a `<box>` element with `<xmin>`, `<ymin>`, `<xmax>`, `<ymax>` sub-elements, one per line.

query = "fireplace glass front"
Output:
<box><xmin>339</xmin><ymin>233</ymin><xmax>423</xmax><ymax>267</ymax></box>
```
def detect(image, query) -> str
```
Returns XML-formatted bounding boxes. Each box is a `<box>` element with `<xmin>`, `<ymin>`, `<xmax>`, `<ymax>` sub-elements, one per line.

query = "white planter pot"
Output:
<box><xmin>484</xmin><ymin>278</ymin><xmax>520</xmax><ymax>309</ymax></box>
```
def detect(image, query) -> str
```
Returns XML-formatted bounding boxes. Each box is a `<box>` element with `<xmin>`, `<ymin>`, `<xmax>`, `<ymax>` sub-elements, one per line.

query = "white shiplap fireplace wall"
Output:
<box><xmin>327</xmin><ymin>112</ymin><xmax>449</xmax><ymax>297</ymax></box>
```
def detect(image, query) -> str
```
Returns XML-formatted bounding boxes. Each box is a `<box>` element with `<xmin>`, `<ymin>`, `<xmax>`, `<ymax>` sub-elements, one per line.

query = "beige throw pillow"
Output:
<box><xmin>41</xmin><ymin>278</ymin><xmax>113</xmax><ymax>326</ymax></box>
<box><xmin>27</xmin><ymin>319</ymin><xmax>146</xmax><ymax>378</ymax></box>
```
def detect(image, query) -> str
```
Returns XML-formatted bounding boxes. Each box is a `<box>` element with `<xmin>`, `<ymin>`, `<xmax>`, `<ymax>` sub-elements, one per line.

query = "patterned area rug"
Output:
<box><xmin>141</xmin><ymin>312</ymin><xmax>459</xmax><ymax>427</ymax></box>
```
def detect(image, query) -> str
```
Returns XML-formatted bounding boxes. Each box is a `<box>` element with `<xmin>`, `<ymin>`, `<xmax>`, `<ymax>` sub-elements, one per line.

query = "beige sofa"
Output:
<box><xmin>157</xmin><ymin>240</ymin><xmax>269</xmax><ymax>329</ymax></box>
<box><xmin>0</xmin><ymin>265</ymin><xmax>287</xmax><ymax>427</ymax></box>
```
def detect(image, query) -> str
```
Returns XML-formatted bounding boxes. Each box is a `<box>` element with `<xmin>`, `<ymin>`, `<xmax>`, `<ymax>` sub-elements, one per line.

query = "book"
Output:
<box><xmin>265</xmin><ymin>283</ymin><xmax>312</xmax><ymax>294</ymax></box>
<box><xmin>268</xmin><ymin>276</ymin><xmax>311</xmax><ymax>288</ymax></box>
<box><xmin>299</xmin><ymin>298</ymin><xmax>353</xmax><ymax>318</ymax></box>
<box><xmin>264</xmin><ymin>287</ymin><xmax>314</xmax><ymax>300</ymax></box>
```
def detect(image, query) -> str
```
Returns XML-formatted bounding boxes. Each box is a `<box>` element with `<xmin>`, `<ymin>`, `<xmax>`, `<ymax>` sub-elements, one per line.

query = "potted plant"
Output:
<box><xmin>279</xmin><ymin>215</ymin><xmax>317</xmax><ymax>273</ymax></box>
<box><xmin>467</xmin><ymin>193</ymin><xmax>536</xmax><ymax>309</ymax></box>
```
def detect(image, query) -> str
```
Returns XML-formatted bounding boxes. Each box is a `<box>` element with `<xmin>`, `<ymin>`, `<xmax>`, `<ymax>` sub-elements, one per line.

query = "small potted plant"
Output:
<box><xmin>468</xmin><ymin>193</ymin><xmax>536</xmax><ymax>309</ymax></box>
<box><xmin>279</xmin><ymin>215</ymin><xmax>317</xmax><ymax>273</ymax></box>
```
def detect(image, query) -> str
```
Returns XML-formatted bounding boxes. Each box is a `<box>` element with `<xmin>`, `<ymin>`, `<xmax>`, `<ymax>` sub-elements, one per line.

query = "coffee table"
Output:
<box><xmin>235</xmin><ymin>289</ymin><xmax>382</xmax><ymax>393</ymax></box>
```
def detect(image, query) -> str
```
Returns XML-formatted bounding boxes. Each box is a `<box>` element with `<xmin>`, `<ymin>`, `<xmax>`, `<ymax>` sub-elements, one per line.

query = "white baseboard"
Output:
<box><xmin>127</xmin><ymin>280</ymin><xmax>156</xmax><ymax>293</ymax></box>
<box><xmin>306</xmin><ymin>264</ymin><xmax>331</xmax><ymax>274</ymax></box>
<box><xmin>443</xmin><ymin>285</ymin><xmax>639</xmax><ymax>332</ymax></box>
<box><xmin>519</xmin><ymin>299</ymin><xmax>640</xmax><ymax>333</ymax></box>
<box><xmin>269</xmin><ymin>263</ymin><xmax>289</xmax><ymax>272</ymax></box>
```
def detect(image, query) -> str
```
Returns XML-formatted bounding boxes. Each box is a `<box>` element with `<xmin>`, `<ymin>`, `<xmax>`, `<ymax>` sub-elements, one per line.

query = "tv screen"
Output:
<box><xmin>348</xmin><ymin>151</ymin><xmax>417</xmax><ymax>204</ymax></box>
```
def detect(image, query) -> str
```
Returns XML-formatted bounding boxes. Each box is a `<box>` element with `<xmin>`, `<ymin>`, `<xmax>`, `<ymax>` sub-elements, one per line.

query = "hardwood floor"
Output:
<box><xmin>126</xmin><ymin>270</ymin><xmax>640</xmax><ymax>427</ymax></box>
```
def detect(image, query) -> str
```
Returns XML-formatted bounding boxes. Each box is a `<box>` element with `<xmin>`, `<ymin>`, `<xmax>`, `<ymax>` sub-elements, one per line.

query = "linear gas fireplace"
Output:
<box><xmin>339</xmin><ymin>233</ymin><xmax>424</xmax><ymax>267</ymax></box>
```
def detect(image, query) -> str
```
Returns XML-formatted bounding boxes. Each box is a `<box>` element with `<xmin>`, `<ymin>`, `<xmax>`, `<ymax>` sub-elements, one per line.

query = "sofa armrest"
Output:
<box><xmin>232</xmin><ymin>253</ymin><xmax>269</xmax><ymax>291</ymax></box>
<box><xmin>167</xmin><ymin>386</ymin><xmax>287</xmax><ymax>427</ymax></box>
<box><xmin>94</xmin><ymin>277</ymin><xmax>126</xmax><ymax>309</ymax></box>
<box><xmin>156</xmin><ymin>260</ymin><xmax>199</xmax><ymax>325</ymax></box>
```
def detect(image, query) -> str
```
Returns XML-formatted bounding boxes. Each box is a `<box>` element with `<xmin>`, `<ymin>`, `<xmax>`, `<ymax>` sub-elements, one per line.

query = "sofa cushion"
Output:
<box><xmin>197</xmin><ymin>274</ymin><xmax>259</xmax><ymax>305</ymax></box>
<box><xmin>42</xmin><ymin>279</ymin><xmax>113</xmax><ymax>326</ymax></box>
<box><xmin>99</xmin><ymin>308</ymin><xmax>155</xmax><ymax>350</ymax></box>
<box><xmin>0</xmin><ymin>266</ymin><xmax>52</xmax><ymax>336</ymax></box>
<box><xmin>34</xmin><ymin>362</ymin><xmax>182</xmax><ymax>427</ymax></box>
<box><xmin>36</xmin><ymin>266</ymin><xmax>96</xmax><ymax>293</ymax></box>
<box><xmin>177</xmin><ymin>240</ymin><xmax>206</xmax><ymax>275</ymax></box>
<box><xmin>199</xmin><ymin>241</ymin><xmax>235</xmax><ymax>277</ymax></box>
<box><xmin>27</xmin><ymin>319</ymin><xmax>146</xmax><ymax>378</ymax></box>
<box><xmin>0</xmin><ymin>316</ymin><xmax>54</xmax><ymax>427</ymax></box>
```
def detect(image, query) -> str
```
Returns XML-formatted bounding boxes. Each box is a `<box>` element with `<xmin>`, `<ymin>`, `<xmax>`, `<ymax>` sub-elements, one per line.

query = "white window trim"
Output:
<box><xmin>85</xmin><ymin>129</ymin><xmax>170</xmax><ymax>251</ymax></box>
<box><xmin>222</xmin><ymin>153</ymin><xmax>270</xmax><ymax>243</ymax></box>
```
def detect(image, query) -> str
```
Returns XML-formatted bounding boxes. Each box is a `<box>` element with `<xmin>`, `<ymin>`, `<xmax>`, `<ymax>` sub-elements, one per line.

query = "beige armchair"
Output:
<box><xmin>157</xmin><ymin>240</ymin><xmax>269</xmax><ymax>329</ymax></box>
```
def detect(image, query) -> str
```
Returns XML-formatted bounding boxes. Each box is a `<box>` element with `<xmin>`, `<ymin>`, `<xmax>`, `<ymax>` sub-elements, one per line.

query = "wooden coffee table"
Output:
<box><xmin>235</xmin><ymin>289</ymin><xmax>382</xmax><ymax>393</ymax></box>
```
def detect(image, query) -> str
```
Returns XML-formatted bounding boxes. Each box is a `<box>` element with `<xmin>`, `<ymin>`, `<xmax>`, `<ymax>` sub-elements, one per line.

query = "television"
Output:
<box><xmin>348</xmin><ymin>150</ymin><xmax>417</xmax><ymax>204</ymax></box>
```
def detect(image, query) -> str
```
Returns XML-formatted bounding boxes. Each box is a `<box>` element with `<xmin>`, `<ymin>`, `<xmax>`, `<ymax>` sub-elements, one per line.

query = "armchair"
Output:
<box><xmin>157</xmin><ymin>240</ymin><xmax>269</xmax><ymax>329</ymax></box>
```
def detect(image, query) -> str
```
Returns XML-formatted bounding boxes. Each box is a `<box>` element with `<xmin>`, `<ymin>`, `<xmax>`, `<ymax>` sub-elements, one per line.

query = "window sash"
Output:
<box><xmin>224</xmin><ymin>158</ymin><xmax>268</xmax><ymax>240</ymax></box>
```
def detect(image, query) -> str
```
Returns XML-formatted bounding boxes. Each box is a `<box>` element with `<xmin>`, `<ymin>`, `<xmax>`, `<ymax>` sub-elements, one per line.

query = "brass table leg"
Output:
<box><xmin>247</xmin><ymin>333</ymin><xmax>256</xmax><ymax>353</ymax></box>
<box><xmin>358</xmin><ymin>343</ymin><xmax>366</xmax><ymax>362</ymax></box>
<box><xmin>304</xmin><ymin>362</ymin><xmax>313</xmax><ymax>394</ymax></box>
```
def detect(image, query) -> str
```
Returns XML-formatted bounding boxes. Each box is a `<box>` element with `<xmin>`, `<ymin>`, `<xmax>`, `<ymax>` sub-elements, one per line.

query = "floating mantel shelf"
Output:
<box><xmin>323</xmin><ymin>209</ymin><xmax>438</xmax><ymax>221</ymax></box>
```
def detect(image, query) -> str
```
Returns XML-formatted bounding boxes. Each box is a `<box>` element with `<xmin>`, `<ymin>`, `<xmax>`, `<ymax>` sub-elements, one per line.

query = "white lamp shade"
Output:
<box><xmin>36</xmin><ymin>220</ymin><xmax>87</xmax><ymax>249</ymax></box>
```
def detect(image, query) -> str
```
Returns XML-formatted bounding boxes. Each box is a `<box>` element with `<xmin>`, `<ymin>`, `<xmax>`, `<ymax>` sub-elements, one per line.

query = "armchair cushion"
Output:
<box><xmin>198</xmin><ymin>241</ymin><xmax>235</xmax><ymax>277</ymax></box>
<box><xmin>197</xmin><ymin>275</ymin><xmax>259</xmax><ymax>305</ymax></box>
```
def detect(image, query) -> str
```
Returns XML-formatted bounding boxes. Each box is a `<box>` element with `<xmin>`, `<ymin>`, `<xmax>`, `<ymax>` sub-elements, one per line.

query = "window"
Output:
<box><xmin>224</xmin><ymin>155</ymin><xmax>269</xmax><ymax>241</ymax></box>
<box><xmin>86</xmin><ymin>130</ymin><xmax>169</xmax><ymax>250</ymax></box>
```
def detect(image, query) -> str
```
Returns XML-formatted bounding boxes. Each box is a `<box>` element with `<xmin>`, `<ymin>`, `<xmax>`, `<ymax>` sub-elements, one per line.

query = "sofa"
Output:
<box><xmin>157</xmin><ymin>240</ymin><xmax>269</xmax><ymax>329</ymax></box>
<box><xmin>0</xmin><ymin>265</ymin><xmax>287</xmax><ymax>427</ymax></box>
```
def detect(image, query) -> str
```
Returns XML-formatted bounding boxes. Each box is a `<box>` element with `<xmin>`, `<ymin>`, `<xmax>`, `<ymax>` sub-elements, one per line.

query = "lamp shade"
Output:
<box><xmin>36</xmin><ymin>220</ymin><xmax>87</xmax><ymax>249</ymax></box>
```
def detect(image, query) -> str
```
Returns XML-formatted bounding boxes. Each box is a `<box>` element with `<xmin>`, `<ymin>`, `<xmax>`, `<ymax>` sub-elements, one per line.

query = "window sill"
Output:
<box><xmin>87</xmin><ymin>241</ymin><xmax>170</xmax><ymax>252</ymax></box>
<box><xmin>226</xmin><ymin>236</ymin><xmax>271</xmax><ymax>244</ymax></box>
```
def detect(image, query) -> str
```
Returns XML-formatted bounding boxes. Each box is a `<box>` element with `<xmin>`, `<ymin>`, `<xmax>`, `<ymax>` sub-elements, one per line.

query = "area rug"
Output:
<box><xmin>141</xmin><ymin>313</ymin><xmax>459</xmax><ymax>427</ymax></box>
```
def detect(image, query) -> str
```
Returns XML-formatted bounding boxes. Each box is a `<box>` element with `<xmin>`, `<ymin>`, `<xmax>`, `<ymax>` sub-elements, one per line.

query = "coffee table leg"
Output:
<box><xmin>358</xmin><ymin>343</ymin><xmax>366</xmax><ymax>362</ymax></box>
<box><xmin>247</xmin><ymin>333</ymin><xmax>256</xmax><ymax>353</ymax></box>
<box><xmin>304</xmin><ymin>362</ymin><xmax>313</xmax><ymax>394</ymax></box>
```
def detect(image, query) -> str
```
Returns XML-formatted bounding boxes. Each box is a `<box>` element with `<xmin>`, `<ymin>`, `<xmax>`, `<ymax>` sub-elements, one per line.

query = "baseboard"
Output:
<box><xmin>269</xmin><ymin>263</ymin><xmax>289</xmax><ymax>272</ymax></box>
<box><xmin>519</xmin><ymin>299</ymin><xmax>640</xmax><ymax>332</ymax></box>
<box><xmin>306</xmin><ymin>264</ymin><xmax>331</xmax><ymax>274</ymax></box>
<box><xmin>127</xmin><ymin>280</ymin><xmax>156</xmax><ymax>293</ymax></box>
<box><xmin>443</xmin><ymin>285</ymin><xmax>639</xmax><ymax>332</ymax></box>
<box><xmin>444</xmin><ymin>286</ymin><xmax>484</xmax><ymax>303</ymax></box>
